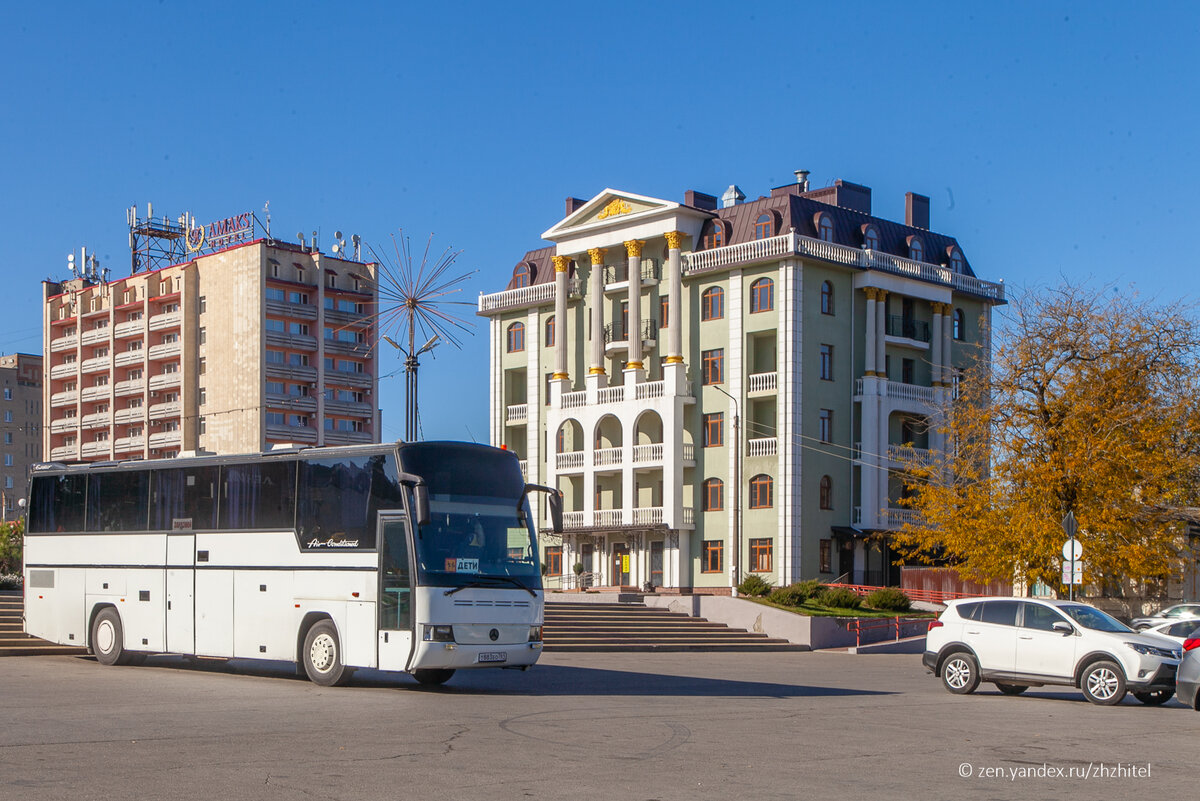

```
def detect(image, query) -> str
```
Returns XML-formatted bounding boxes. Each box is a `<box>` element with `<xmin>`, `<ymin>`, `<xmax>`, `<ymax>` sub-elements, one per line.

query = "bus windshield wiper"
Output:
<box><xmin>444</xmin><ymin>576</ymin><xmax>536</xmax><ymax>597</ymax></box>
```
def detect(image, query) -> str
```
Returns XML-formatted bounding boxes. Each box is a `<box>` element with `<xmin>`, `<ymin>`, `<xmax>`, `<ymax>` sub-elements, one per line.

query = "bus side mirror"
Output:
<box><xmin>524</xmin><ymin>483</ymin><xmax>563</xmax><ymax>533</ymax></box>
<box><xmin>412</xmin><ymin>484</ymin><xmax>430</xmax><ymax>528</ymax></box>
<box><xmin>547</xmin><ymin>491</ymin><xmax>563</xmax><ymax>534</ymax></box>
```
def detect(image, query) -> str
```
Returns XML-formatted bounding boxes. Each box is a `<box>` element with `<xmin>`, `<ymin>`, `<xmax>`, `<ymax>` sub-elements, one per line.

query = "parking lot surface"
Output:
<box><xmin>0</xmin><ymin>650</ymin><xmax>1193</xmax><ymax>800</ymax></box>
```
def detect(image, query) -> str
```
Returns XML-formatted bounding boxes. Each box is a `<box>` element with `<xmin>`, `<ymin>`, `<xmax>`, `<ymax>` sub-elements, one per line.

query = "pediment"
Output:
<box><xmin>541</xmin><ymin>189</ymin><xmax>680</xmax><ymax>241</ymax></box>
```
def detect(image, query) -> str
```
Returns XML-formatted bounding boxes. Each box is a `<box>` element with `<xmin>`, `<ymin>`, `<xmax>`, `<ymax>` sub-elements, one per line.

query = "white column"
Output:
<box><xmin>586</xmin><ymin>248</ymin><xmax>607</xmax><ymax>394</ymax></box>
<box><xmin>942</xmin><ymin>305</ymin><xmax>954</xmax><ymax>382</ymax></box>
<box><xmin>624</xmin><ymin>239</ymin><xmax>644</xmax><ymax>373</ymax></box>
<box><xmin>665</xmin><ymin>232</ymin><xmax>684</xmax><ymax>363</ymax></box>
<box><xmin>864</xmin><ymin>288</ymin><xmax>877</xmax><ymax>376</ymax></box>
<box><xmin>728</xmin><ymin>268</ymin><xmax>743</xmax><ymax>588</ymax></box>
<box><xmin>875</xmin><ymin>290</ymin><xmax>887</xmax><ymax>380</ymax></box>
<box><xmin>930</xmin><ymin>302</ymin><xmax>944</xmax><ymax>386</ymax></box>
<box><xmin>552</xmin><ymin>255</ymin><xmax>569</xmax><ymax>381</ymax></box>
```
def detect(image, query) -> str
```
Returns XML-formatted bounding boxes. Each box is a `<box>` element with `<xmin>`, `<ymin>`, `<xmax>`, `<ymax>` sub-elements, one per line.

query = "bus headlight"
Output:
<box><xmin>528</xmin><ymin>626</ymin><xmax>542</xmax><ymax>642</ymax></box>
<box><xmin>423</xmin><ymin>624</ymin><xmax>455</xmax><ymax>642</ymax></box>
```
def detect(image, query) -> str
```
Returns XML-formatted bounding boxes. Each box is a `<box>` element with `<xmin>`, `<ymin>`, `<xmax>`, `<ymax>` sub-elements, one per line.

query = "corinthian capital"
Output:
<box><xmin>664</xmin><ymin>231</ymin><xmax>683</xmax><ymax>250</ymax></box>
<box><xmin>624</xmin><ymin>239</ymin><xmax>645</xmax><ymax>258</ymax></box>
<box><xmin>588</xmin><ymin>247</ymin><xmax>608</xmax><ymax>265</ymax></box>
<box><xmin>552</xmin><ymin>255</ymin><xmax>570</xmax><ymax>273</ymax></box>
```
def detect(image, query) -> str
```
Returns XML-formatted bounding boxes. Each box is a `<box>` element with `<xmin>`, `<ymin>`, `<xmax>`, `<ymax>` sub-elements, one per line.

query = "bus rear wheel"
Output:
<box><xmin>413</xmin><ymin>669</ymin><xmax>455</xmax><ymax>686</ymax></box>
<box><xmin>302</xmin><ymin>620</ymin><xmax>353</xmax><ymax>687</ymax></box>
<box><xmin>91</xmin><ymin>608</ymin><xmax>132</xmax><ymax>666</ymax></box>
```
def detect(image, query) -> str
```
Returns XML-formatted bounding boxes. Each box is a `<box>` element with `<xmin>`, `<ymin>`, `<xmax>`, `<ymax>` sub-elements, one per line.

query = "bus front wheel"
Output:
<box><xmin>301</xmin><ymin>620</ymin><xmax>353</xmax><ymax>687</ymax></box>
<box><xmin>91</xmin><ymin>608</ymin><xmax>131</xmax><ymax>666</ymax></box>
<box><xmin>413</xmin><ymin>669</ymin><xmax>455</xmax><ymax>686</ymax></box>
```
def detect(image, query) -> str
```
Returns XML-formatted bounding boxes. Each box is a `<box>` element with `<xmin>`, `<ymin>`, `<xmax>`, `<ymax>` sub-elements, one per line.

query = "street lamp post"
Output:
<box><xmin>383</xmin><ymin>333</ymin><xmax>439</xmax><ymax>442</ymax></box>
<box><xmin>713</xmin><ymin>384</ymin><xmax>741</xmax><ymax>595</ymax></box>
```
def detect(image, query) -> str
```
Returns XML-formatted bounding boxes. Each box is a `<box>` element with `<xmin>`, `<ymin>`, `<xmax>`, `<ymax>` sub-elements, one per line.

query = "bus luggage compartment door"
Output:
<box><xmin>166</xmin><ymin>534</ymin><xmax>195</xmax><ymax>654</ymax></box>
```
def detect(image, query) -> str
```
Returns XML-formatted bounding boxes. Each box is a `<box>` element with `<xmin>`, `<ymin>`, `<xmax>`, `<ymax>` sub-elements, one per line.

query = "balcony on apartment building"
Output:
<box><xmin>114</xmin><ymin>349</ymin><xmax>144</xmax><ymax>368</ymax></box>
<box><xmin>148</xmin><ymin>311</ymin><xmax>181</xmax><ymax>332</ymax></box>
<box><xmin>602</xmin><ymin>320</ymin><xmax>657</xmax><ymax>354</ymax></box>
<box><xmin>114</xmin><ymin>436</ymin><xmax>147</xmax><ymax>453</ymax></box>
<box><xmin>148</xmin><ymin>400</ymin><xmax>181</xmax><ymax>420</ymax></box>
<box><xmin>148</xmin><ymin>373</ymin><xmax>182</xmax><ymax>392</ymax></box>
<box><xmin>115</xmin><ymin>378</ymin><xmax>147</xmax><ymax>396</ymax></box>
<box><xmin>603</xmin><ymin>260</ymin><xmax>661</xmax><ymax>293</ymax></box>
<box><xmin>50</xmin><ymin>418</ymin><xmax>76</xmax><ymax>434</ymax></box>
<box><xmin>853</xmin><ymin>505</ymin><xmax>920</xmax><ymax>531</ymax></box>
<box><xmin>476</xmin><ymin>278</ymin><xmax>581</xmax><ymax>314</ymax></box>
<box><xmin>148</xmin><ymin>431</ymin><xmax>182</xmax><ymax>449</ymax></box>
<box><xmin>683</xmin><ymin>232</ymin><xmax>1005</xmax><ymax>302</ymax></box>
<box><xmin>50</xmin><ymin>333</ymin><xmax>78</xmax><ymax>353</ymax></box>
<box><xmin>49</xmin><ymin>363</ymin><xmax>76</xmax><ymax>380</ymax></box>
<box><xmin>114</xmin><ymin>407</ymin><xmax>145</xmax><ymax>425</ymax></box>
<box><xmin>50</xmin><ymin>445</ymin><xmax>78</xmax><ymax>461</ymax></box>
<box><xmin>50</xmin><ymin>390</ymin><xmax>78</xmax><ymax>407</ymax></box>
<box><xmin>553</xmin><ymin>443</ymin><xmax>696</xmax><ymax>474</ymax></box>
<box><xmin>80</xmin><ymin>385</ymin><xmax>110</xmax><ymax>403</ymax></box>
<box><xmin>561</xmin><ymin>506</ymin><xmax>695</xmax><ymax>531</ymax></box>
<box><xmin>81</xmin><ymin>412</ymin><xmax>111</xmax><ymax>430</ymax></box>
<box><xmin>148</xmin><ymin>341</ymin><xmax>181</xmax><ymax>361</ymax></box>
<box><xmin>81</xmin><ymin>440</ymin><xmax>111</xmax><ymax>459</ymax></box>
<box><xmin>854</xmin><ymin>378</ymin><xmax>938</xmax><ymax>406</ymax></box>
<box><xmin>113</xmin><ymin>320</ymin><xmax>144</xmax><ymax>339</ymax></box>
<box><xmin>81</xmin><ymin>327</ymin><xmax>110</xmax><ymax>346</ymax></box>
<box><xmin>267</xmin><ymin>298</ymin><xmax>318</xmax><ymax>321</ymax></box>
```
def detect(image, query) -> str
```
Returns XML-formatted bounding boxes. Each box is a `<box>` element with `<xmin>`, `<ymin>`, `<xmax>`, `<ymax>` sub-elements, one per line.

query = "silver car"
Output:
<box><xmin>1130</xmin><ymin>603</ymin><xmax>1200</xmax><ymax>630</ymax></box>
<box><xmin>1176</xmin><ymin>634</ymin><xmax>1200</xmax><ymax>709</ymax></box>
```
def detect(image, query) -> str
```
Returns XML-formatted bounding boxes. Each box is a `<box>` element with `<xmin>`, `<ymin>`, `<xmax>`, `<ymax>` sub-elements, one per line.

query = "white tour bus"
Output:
<box><xmin>23</xmin><ymin>440</ymin><xmax>561</xmax><ymax>686</ymax></box>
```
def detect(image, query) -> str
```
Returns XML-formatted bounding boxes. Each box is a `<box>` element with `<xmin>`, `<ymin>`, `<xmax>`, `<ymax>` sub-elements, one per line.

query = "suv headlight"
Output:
<box><xmin>423</xmin><ymin>624</ymin><xmax>455</xmax><ymax>642</ymax></box>
<box><xmin>528</xmin><ymin>626</ymin><xmax>543</xmax><ymax>642</ymax></box>
<box><xmin>1125</xmin><ymin>641</ymin><xmax>1179</xmax><ymax>659</ymax></box>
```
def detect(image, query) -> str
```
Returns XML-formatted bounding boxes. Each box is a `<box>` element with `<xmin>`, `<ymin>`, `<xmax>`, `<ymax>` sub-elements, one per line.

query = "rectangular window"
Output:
<box><xmin>198</xmin><ymin>357</ymin><xmax>206</xmax><ymax>375</ymax></box>
<box><xmin>750</xmin><ymin>538</ymin><xmax>772</xmax><ymax>573</ymax></box>
<box><xmin>819</xmin><ymin>539</ymin><xmax>832</xmax><ymax>573</ymax></box>
<box><xmin>267</xmin><ymin>381</ymin><xmax>285</xmax><ymax>395</ymax></box>
<box><xmin>289</xmin><ymin>322</ymin><xmax>310</xmax><ymax>336</ymax></box>
<box><xmin>289</xmin><ymin>291</ymin><xmax>309</xmax><ymax>305</ymax></box>
<box><xmin>819</xmin><ymin>344</ymin><xmax>833</xmax><ymax>381</ymax></box>
<box><xmin>266</xmin><ymin>411</ymin><xmax>285</xmax><ymax>426</ymax></box>
<box><xmin>3</xmin><ymin>454</ymin><xmax>12</xmax><ymax>466</ymax></box>
<box><xmin>199</xmin><ymin>388</ymin><xmax>207</xmax><ymax>406</ymax></box>
<box><xmin>198</xmin><ymin>296</ymin><xmax>207</xmax><ymax>314</ymax></box>
<box><xmin>545</xmin><ymin>546</ymin><xmax>563</xmax><ymax>576</ymax></box>
<box><xmin>703</xmin><ymin>412</ymin><xmax>724</xmax><ymax>447</ymax></box>
<box><xmin>660</xmin><ymin>297</ymin><xmax>669</xmax><ymax>329</ymax></box>
<box><xmin>266</xmin><ymin>350</ymin><xmax>285</xmax><ymax>364</ymax></box>
<box><xmin>818</xmin><ymin>409</ymin><xmax>833</xmax><ymax>443</ymax></box>
<box><xmin>266</xmin><ymin>287</ymin><xmax>286</xmax><ymax>302</ymax></box>
<box><xmin>288</xmin><ymin>354</ymin><xmax>309</xmax><ymax>367</ymax></box>
<box><xmin>265</xmin><ymin>318</ymin><xmax>286</xmax><ymax>333</ymax></box>
<box><xmin>702</xmin><ymin>540</ymin><xmax>724</xmax><ymax>573</ymax></box>
<box><xmin>701</xmin><ymin>349</ymin><xmax>724</xmax><ymax>385</ymax></box>
<box><xmin>902</xmin><ymin>358</ymin><xmax>914</xmax><ymax>385</ymax></box>
<box><xmin>199</xmin><ymin>328</ymin><xmax>206</xmax><ymax>345</ymax></box>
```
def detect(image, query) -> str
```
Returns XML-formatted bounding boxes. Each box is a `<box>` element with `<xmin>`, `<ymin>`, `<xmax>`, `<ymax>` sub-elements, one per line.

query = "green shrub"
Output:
<box><xmin>0</xmin><ymin>519</ymin><xmax>23</xmax><ymax>575</ymax></box>
<box><xmin>0</xmin><ymin>574</ymin><xmax>21</xmax><ymax>590</ymax></box>
<box><xmin>768</xmin><ymin>580</ymin><xmax>818</xmax><ymax>607</ymax></box>
<box><xmin>865</xmin><ymin>587</ymin><xmax>911</xmax><ymax>612</ymax></box>
<box><xmin>794</xmin><ymin>579</ymin><xmax>823</xmax><ymax>600</ymax></box>
<box><xmin>818</xmin><ymin>586</ymin><xmax>862</xmax><ymax>609</ymax></box>
<box><xmin>737</xmin><ymin>574</ymin><xmax>773</xmax><ymax>597</ymax></box>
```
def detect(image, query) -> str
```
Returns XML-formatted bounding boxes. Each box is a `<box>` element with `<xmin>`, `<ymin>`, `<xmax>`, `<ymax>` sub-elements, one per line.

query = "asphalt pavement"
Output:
<box><xmin>0</xmin><ymin>650</ymin><xmax>1193</xmax><ymax>800</ymax></box>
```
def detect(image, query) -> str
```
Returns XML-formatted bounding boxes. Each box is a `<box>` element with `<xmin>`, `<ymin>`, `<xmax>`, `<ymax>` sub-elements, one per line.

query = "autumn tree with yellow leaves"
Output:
<box><xmin>891</xmin><ymin>283</ymin><xmax>1200</xmax><ymax>593</ymax></box>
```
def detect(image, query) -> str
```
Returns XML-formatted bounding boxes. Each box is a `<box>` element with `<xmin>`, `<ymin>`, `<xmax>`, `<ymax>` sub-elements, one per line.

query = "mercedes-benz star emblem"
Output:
<box><xmin>489</xmin><ymin>628</ymin><xmax>499</xmax><ymax>641</ymax></box>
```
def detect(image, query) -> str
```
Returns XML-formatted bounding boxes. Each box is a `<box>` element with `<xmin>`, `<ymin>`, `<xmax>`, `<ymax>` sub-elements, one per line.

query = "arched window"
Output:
<box><xmin>908</xmin><ymin>236</ymin><xmax>924</xmax><ymax>263</ymax></box>
<box><xmin>754</xmin><ymin>213</ymin><xmax>773</xmax><ymax>240</ymax></box>
<box><xmin>949</xmin><ymin>248</ymin><xmax>965</xmax><ymax>273</ymax></box>
<box><xmin>513</xmin><ymin>262</ymin><xmax>534</xmax><ymax>288</ymax></box>
<box><xmin>703</xmin><ymin>220</ymin><xmax>724</xmax><ymax>249</ymax></box>
<box><xmin>819</xmin><ymin>475</ymin><xmax>833</xmax><ymax>510</ymax></box>
<box><xmin>749</xmin><ymin>474</ymin><xmax>773</xmax><ymax>509</ymax></box>
<box><xmin>820</xmin><ymin>281</ymin><xmax>834</xmax><ymax>315</ymax></box>
<box><xmin>816</xmin><ymin>214</ymin><xmax>834</xmax><ymax>242</ymax></box>
<box><xmin>545</xmin><ymin>315</ymin><xmax>556</xmax><ymax>347</ymax></box>
<box><xmin>702</xmin><ymin>478</ymin><xmax>724</xmax><ymax>512</ymax></box>
<box><xmin>506</xmin><ymin>322</ymin><xmax>525</xmax><ymax>353</ymax></box>
<box><xmin>701</xmin><ymin>286</ymin><xmax>725</xmax><ymax>321</ymax></box>
<box><xmin>953</xmin><ymin>308</ymin><xmax>965</xmax><ymax>341</ymax></box>
<box><xmin>750</xmin><ymin>277</ymin><xmax>774</xmax><ymax>313</ymax></box>
<box><xmin>862</xmin><ymin>225</ymin><xmax>880</xmax><ymax>250</ymax></box>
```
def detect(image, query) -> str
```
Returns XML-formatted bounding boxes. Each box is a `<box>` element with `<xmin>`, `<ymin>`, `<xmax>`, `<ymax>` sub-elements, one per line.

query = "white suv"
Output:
<box><xmin>923</xmin><ymin>597</ymin><xmax>1181</xmax><ymax>706</ymax></box>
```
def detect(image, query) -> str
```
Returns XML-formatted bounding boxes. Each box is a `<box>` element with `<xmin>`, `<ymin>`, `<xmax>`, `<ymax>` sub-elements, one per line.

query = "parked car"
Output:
<box><xmin>1140</xmin><ymin>618</ymin><xmax>1200</xmax><ymax>644</ymax></box>
<box><xmin>1176</xmin><ymin>634</ymin><xmax>1200</xmax><ymax>709</ymax></box>
<box><xmin>1130</xmin><ymin>603</ymin><xmax>1200</xmax><ymax>630</ymax></box>
<box><xmin>924</xmin><ymin>597</ymin><xmax>1181</xmax><ymax>706</ymax></box>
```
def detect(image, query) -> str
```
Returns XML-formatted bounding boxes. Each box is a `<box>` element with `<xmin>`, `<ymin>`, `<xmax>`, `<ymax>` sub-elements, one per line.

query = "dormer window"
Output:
<box><xmin>907</xmin><ymin>236</ymin><xmax>924</xmax><ymax>262</ymax></box>
<box><xmin>513</xmin><ymin>262</ymin><xmax>535</xmax><ymax>288</ymax></box>
<box><xmin>816</xmin><ymin>213</ymin><xmax>834</xmax><ymax>243</ymax></box>
<box><xmin>703</xmin><ymin>220</ymin><xmax>725</xmax><ymax>249</ymax></box>
<box><xmin>862</xmin><ymin>224</ymin><xmax>880</xmax><ymax>250</ymax></box>
<box><xmin>753</xmin><ymin>213</ymin><xmax>773</xmax><ymax>240</ymax></box>
<box><xmin>948</xmin><ymin>247</ymin><xmax>965</xmax><ymax>273</ymax></box>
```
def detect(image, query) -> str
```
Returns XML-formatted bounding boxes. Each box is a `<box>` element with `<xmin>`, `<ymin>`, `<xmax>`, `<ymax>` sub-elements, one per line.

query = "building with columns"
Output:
<box><xmin>479</xmin><ymin>174</ymin><xmax>1004</xmax><ymax>593</ymax></box>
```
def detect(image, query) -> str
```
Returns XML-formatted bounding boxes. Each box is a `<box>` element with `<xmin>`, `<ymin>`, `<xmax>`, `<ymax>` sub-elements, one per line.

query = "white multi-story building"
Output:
<box><xmin>479</xmin><ymin>174</ymin><xmax>1004</xmax><ymax>593</ymax></box>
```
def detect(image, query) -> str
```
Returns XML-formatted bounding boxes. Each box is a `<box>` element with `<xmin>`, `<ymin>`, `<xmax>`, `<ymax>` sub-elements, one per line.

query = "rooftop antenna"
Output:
<box><xmin>297</xmin><ymin>232</ymin><xmax>306</xmax><ymax>249</ymax></box>
<box><xmin>331</xmin><ymin>230</ymin><xmax>347</xmax><ymax>257</ymax></box>
<box><xmin>352</xmin><ymin>234</ymin><xmax>361</xmax><ymax>261</ymax></box>
<box><xmin>67</xmin><ymin>252</ymin><xmax>77</xmax><ymax>279</ymax></box>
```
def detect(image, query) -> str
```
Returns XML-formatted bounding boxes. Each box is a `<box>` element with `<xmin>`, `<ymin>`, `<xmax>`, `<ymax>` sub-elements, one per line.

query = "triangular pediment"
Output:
<box><xmin>541</xmin><ymin>189</ymin><xmax>680</xmax><ymax>241</ymax></box>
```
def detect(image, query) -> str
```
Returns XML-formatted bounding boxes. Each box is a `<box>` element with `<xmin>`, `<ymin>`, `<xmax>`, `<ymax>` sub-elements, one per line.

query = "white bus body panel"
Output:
<box><xmin>165</xmin><ymin>534</ymin><xmax>195</xmax><ymax>653</ymax></box>
<box><xmin>408</xmin><ymin>587</ymin><xmax>544</xmax><ymax>671</ymax></box>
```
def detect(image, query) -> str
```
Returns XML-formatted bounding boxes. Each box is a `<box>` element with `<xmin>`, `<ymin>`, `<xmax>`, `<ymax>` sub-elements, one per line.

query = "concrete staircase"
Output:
<box><xmin>543</xmin><ymin>600</ymin><xmax>804</xmax><ymax>652</ymax></box>
<box><xmin>0</xmin><ymin>591</ymin><xmax>87</xmax><ymax>657</ymax></box>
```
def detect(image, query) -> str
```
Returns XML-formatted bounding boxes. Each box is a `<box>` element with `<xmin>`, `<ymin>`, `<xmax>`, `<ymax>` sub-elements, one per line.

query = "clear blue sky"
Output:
<box><xmin>3</xmin><ymin>1</ymin><xmax>1197</xmax><ymax>442</ymax></box>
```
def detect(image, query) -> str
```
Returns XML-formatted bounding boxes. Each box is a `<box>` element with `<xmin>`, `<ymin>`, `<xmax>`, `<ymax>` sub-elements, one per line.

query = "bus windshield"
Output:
<box><xmin>399</xmin><ymin>442</ymin><xmax>542</xmax><ymax>591</ymax></box>
<box><xmin>414</xmin><ymin>496</ymin><xmax>540</xmax><ymax>589</ymax></box>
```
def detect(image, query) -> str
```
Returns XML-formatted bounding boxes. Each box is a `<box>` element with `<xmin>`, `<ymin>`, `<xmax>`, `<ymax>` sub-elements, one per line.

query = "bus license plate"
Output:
<box><xmin>477</xmin><ymin>651</ymin><xmax>507</xmax><ymax>663</ymax></box>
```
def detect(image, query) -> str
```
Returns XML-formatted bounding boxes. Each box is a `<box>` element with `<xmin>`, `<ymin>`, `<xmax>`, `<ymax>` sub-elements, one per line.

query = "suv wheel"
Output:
<box><xmin>995</xmin><ymin>683</ymin><xmax>1028</xmax><ymax>696</ymax></box>
<box><xmin>1081</xmin><ymin>660</ymin><xmax>1126</xmax><ymax>705</ymax></box>
<box><xmin>941</xmin><ymin>652</ymin><xmax>980</xmax><ymax>695</ymax></box>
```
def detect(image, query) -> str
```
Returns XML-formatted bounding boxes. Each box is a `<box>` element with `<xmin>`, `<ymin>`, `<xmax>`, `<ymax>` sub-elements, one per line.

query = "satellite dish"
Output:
<box><xmin>335</xmin><ymin>230</ymin><xmax>343</xmax><ymax>240</ymax></box>
<box><xmin>331</xmin><ymin>244</ymin><xmax>340</xmax><ymax>254</ymax></box>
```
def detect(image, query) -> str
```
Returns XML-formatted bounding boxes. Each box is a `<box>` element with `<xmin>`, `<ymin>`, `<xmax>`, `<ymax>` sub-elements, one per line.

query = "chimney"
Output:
<box><xmin>794</xmin><ymin>169</ymin><xmax>810</xmax><ymax>192</ymax></box>
<box><xmin>685</xmin><ymin>190</ymin><xmax>718</xmax><ymax>211</ymax></box>
<box><xmin>565</xmin><ymin>197</ymin><xmax>586</xmax><ymax>216</ymax></box>
<box><xmin>905</xmin><ymin>192</ymin><xmax>930</xmax><ymax>230</ymax></box>
<box><xmin>721</xmin><ymin>185</ymin><xmax>746</xmax><ymax>208</ymax></box>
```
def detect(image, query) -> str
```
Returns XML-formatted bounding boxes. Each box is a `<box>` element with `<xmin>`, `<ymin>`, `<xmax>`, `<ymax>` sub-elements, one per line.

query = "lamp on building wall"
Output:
<box><xmin>712</xmin><ymin>384</ymin><xmax>741</xmax><ymax>594</ymax></box>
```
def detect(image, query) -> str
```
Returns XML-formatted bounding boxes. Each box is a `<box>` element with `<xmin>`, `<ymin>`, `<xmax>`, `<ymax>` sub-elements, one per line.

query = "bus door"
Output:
<box><xmin>377</xmin><ymin>514</ymin><xmax>414</xmax><ymax>672</ymax></box>
<box><xmin>165</xmin><ymin>533</ymin><xmax>195</xmax><ymax>654</ymax></box>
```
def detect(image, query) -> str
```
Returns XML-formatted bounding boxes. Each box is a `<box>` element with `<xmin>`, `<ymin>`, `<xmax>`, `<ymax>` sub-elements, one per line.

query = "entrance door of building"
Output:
<box><xmin>649</xmin><ymin>540</ymin><xmax>664</xmax><ymax>589</ymax></box>
<box><xmin>838</xmin><ymin>540</ymin><xmax>855</xmax><ymax>583</ymax></box>
<box><xmin>612</xmin><ymin>544</ymin><xmax>630</xmax><ymax>587</ymax></box>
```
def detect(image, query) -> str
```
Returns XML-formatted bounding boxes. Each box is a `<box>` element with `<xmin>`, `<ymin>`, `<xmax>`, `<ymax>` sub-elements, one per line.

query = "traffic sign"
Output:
<box><xmin>1062</xmin><ymin>538</ymin><xmax>1084</xmax><ymax>561</ymax></box>
<box><xmin>1061</xmin><ymin>560</ymin><xmax>1083</xmax><ymax>585</ymax></box>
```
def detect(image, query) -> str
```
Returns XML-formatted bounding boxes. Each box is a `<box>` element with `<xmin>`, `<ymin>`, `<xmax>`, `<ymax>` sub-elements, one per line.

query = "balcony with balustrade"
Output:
<box><xmin>50</xmin><ymin>334</ymin><xmax>78</xmax><ymax>353</ymax></box>
<box><xmin>148</xmin><ymin>311</ymin><xmax>181</xmax><ymax>332</ymax></box>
